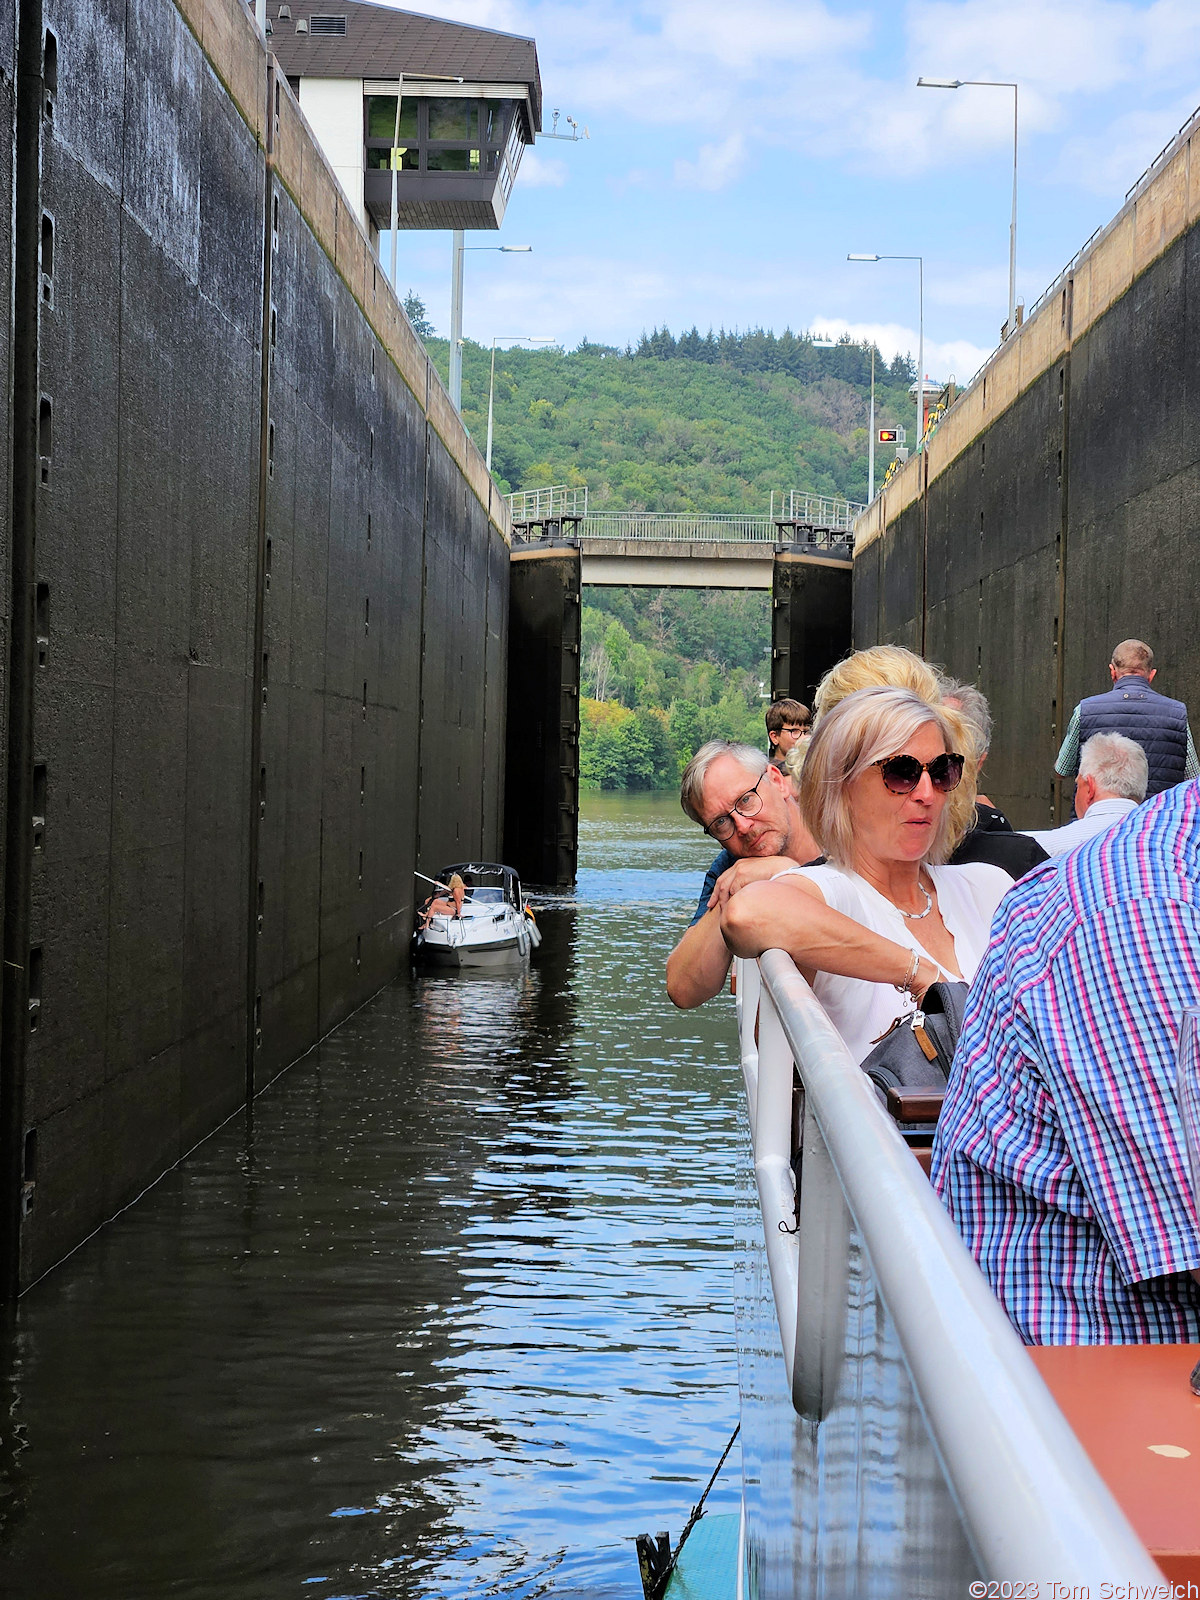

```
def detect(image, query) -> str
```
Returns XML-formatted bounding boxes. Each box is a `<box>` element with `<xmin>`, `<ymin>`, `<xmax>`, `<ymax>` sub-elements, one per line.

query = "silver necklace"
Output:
<box><xmin>896</xmin><ymin>880</ymin><xmax>933</xmax><ymax>921</ymax></box>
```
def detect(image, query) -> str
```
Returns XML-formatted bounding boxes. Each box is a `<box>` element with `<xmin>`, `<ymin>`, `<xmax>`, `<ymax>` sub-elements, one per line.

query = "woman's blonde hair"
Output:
<box><xmin>448</xmin><ymin>872</ymin><xmax>465</xmax><ymax>892</ymax></box>
<box><xmin>799</xmin><ymin>686</ymin><xmax>977</xmax><ymax>868</ymax></box>
<box><xmin>813</xmin><ymin>645</ymin><xmax>943</xmax><ymax>724</ymax></box>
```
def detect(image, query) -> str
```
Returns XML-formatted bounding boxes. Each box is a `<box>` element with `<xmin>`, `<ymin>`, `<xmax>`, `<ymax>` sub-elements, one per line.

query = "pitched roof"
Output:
<box><xmin>268</xmin><ymin>0</ymin><xmax>541</xmax><ymax>130</ymax></box>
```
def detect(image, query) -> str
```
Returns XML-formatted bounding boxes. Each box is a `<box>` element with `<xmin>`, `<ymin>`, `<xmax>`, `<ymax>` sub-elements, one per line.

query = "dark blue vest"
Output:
<box><xmin>1078</xmin><ymin>676</ymin><xmax>1189</xmax><ymax>795</ymax></box>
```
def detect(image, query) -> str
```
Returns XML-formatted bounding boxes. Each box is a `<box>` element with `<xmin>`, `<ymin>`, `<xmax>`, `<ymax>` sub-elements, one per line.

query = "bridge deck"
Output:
<box><xmin>578</xmin><ymin>538</ymin><xmax>851</xmax><ymax>589</ymax></box>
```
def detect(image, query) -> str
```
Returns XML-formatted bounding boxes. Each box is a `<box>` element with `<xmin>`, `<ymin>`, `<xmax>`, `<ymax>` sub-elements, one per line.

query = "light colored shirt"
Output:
<box><xmin>778</xmin><ymin>861</ymin><xmax>1011</xmax><ymax>1065</ymax></box>
<box><xmin>1025</xmin><ymin>795</ymin><xmax>1138</xmax><ymax>856</ymax></box>
<box><xmin>932</xmin><ymin>780</ymin><xmax>1200</xmax><ymax>1345</ymax></box>
<box><xmin>1054</xmin><ymin>702</ymin><xmax>1200</xmax><ymax>779</ymax></box>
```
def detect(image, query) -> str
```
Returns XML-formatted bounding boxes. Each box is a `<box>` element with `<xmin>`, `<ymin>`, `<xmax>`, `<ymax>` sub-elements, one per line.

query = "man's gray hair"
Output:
<box><xmin>1110</xmin><ymin>638</ymin><xmax>1154</xmax><ymax>676</ymax></box>
<box><xmin>679</xmin><ymin>740</ymin><xmax>768</xmax><ymax>825</ymax></box>
<box><xmin>940</xmin><ymin>677</ymin><xmax>993</xmax><ymax>763</ymax></box>
<box><xmin>1079</xmin><ymin>732</ymin><xmax>1148</xmax><ymax>802</ymax></box>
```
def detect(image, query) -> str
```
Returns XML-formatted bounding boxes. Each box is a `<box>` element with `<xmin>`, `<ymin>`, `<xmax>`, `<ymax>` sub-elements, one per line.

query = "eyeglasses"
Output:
<box><xmin>704</xmin><ymin>772</ymin><xmax>767</xmax><ymax>840</ymax></box>
<box><xmin>780</xmin><ymin>723</ymin><xmax>809</xmax><ymax>735</ymax></box>
<box><xmin>873</xmin><ymin>752</ymin><xmax>964</xmax><ymax>795</ymax></box>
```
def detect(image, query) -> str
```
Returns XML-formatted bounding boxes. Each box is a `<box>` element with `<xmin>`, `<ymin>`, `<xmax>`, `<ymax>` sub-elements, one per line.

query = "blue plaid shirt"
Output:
<box><xmin>931</xmin><ymin>779</ymin><xmax>1200</xmax><ymax>1344</ymax></box>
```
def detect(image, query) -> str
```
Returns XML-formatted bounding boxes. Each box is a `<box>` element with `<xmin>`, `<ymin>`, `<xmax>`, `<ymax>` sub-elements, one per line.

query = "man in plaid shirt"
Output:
<box><xmin>931</xmin><ymin>779</ymin><xmax>1200</xmax><ymax>1343</ymax></box>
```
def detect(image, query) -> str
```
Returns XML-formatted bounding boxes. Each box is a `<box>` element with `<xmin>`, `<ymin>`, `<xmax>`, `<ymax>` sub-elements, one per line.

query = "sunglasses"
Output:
<box><xmin>873</xmin><ymin>752</ymin><xmax>964</xmax><ymax>794</ymax></box>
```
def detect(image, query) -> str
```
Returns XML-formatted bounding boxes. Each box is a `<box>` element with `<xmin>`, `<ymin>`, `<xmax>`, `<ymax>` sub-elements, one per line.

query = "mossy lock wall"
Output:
<box><xmin>0</xmin><ymin>0</ymin><xmax>510</xmax><ymax>1291</ymax></box>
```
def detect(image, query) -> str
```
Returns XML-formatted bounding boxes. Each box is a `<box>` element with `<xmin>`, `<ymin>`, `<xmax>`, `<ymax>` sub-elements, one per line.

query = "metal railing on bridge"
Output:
<box><xmin>733</xmin><ymin>950</ymin><xmax>1162</xmax><ymax>1594</ymax></box>
<box><xmin>505</xmin><ymin>486</ymin><xmax>864</xmax><ymax>546</ymax></box>
<box><xmin>505</xmin><ymin>485</ymin><xmax>589</xmax><ymax>522</ymax></box>
<box><xmin>578</xmin><ymin>511</ymin><xmax>777</xmax><ymax>542</ymax></box>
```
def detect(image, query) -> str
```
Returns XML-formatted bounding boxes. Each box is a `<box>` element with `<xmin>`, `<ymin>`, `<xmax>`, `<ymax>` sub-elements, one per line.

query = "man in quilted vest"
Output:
<box><xmin>1055</xmin><ymin>638</ymin><xmax>1197</xmax><ymax>797</ymax></box>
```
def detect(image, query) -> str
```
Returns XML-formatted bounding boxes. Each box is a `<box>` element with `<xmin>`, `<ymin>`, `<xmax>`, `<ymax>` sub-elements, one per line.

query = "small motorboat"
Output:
<box><xmin>414</xmin><ymin>862</ymin><xmax>542</xmax><ymax>970</ymax></box>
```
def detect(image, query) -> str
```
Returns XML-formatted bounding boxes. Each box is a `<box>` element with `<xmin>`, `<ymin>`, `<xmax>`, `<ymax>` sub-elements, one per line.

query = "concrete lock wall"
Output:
<box><xmin>1</xmin><ymin>0</ymin><xmax>511</xmax><ymax>1291</ymax></box>
<box><xmin>853</xmin><ymin>107</ymin><xmax>1200</xmax><ymax>829</ymax></box>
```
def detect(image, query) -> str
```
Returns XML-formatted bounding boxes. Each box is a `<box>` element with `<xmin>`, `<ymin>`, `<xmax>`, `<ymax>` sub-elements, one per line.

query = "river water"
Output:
<box><xmin>0</xmin><ymin>794</ymin><xmax>745</xmax><ymax>1600</ymax></box>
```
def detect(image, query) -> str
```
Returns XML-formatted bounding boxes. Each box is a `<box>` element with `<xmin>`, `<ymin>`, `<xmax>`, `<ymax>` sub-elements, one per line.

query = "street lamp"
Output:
<box><xmin>917</xmin><ymin>77</ymin><xmax>1019</xmax><ymax>337</ymax></box>
<box><xmin>448</xmin><ymin>238</ymin><xmax>533</xmax><ymax>411</ymax></box>
<box><xmin>486</xmin><ymin>336</ymin><xmax>555</xmax><ymax>472</ymax></box>
<box><xmin>849</xmin><ymin>253</ymin><xmax>924</xmax><ymax>460</ymax></box>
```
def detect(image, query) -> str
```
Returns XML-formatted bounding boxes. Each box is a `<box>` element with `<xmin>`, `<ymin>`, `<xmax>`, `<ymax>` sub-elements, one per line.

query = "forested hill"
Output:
<box><xmin>425</xmin><ymin>325</ymin><xmax>917</xmax><ymax>509</ymax></box>
<box><xmin>417</xmin><ymin>318</ymin><xmax>921</xmax><ymax>789</ymax></box>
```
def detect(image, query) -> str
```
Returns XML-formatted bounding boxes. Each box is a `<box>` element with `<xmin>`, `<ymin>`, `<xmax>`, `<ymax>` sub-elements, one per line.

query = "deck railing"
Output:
<box><xmin>734</xmin><ymin>950</ymin><xmax>1163</xmax><ymax>1592</ymax></box>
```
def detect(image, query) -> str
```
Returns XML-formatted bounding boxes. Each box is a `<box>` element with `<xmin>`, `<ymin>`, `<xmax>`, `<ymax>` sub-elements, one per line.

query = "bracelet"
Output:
<box><xmin>894</xmin><ymin>949</ymin><xmax>920</xmax><ymax>996</ymax></box>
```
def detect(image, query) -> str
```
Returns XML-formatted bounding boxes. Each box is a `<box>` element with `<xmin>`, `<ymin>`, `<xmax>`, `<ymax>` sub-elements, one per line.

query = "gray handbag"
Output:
<box><xmin>860</xmin><ymin>980</ymin><xmax>969</xmax><ymax>1101</ymax></box>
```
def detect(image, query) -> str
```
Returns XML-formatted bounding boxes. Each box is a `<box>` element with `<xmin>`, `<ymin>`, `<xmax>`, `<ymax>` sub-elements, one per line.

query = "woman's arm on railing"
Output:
<box><xmin>722</xmin><ymin>876</ymin><xmax>938</xmax><ymax>996</ymax></box>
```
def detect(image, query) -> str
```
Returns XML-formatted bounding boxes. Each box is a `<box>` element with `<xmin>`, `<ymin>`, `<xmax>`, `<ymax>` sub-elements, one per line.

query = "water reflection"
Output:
<box><xmin>0</xmin><ymin>795</ymin><xmax>741</xmax><ymax>1600</ymax></box>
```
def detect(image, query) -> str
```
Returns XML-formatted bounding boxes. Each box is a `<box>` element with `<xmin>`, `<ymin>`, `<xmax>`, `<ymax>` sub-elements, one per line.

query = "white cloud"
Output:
<box><xmin>658</xmin><ymin>0</ymin><xmax>869</xmax><ymax>73</ymax></box>
<box><xmin>806</xmin><ymin>316</ymin><xmax>992</xmax><ymax>382</ymax></box>
<box><xmin>1053</xmin><ymin>100</ymin><xmax>1200</xmax><ymax>197</ymax></box>
<box><xmin>518</xmin><ymin>149</ymin><xmax>569</xmax><ymax>187</ymax></box>
<box><xmin>674</xmin><ymin>133</ymin><xmax>747</xmax><ymax>191</ymax></box>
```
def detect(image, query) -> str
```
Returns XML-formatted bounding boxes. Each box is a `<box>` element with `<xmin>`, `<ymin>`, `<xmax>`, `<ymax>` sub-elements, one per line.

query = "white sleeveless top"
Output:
<box><xmin>776</xmin><ymin>862</ymin><xmax>1011</xmax><ymax>1065</ymax></box>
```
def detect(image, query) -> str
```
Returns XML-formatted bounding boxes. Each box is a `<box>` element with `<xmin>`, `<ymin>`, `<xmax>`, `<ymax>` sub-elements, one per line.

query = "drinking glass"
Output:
<box><xmin>1175</xmin><ymin>1005</ymin><xmax>1200</xmax><ymax>1394</ymax></box>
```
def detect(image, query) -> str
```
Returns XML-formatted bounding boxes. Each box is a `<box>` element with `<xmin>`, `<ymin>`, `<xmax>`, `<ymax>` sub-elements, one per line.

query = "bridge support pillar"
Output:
<box><xmin>504</xmin><ymin>545</ymin><xmax>581</xmax><ymax>890</ymax></box>
<box><xmin>771</xmin><ymin>553</ymin><xmax>852</xmax><ymax>707</ymax></box>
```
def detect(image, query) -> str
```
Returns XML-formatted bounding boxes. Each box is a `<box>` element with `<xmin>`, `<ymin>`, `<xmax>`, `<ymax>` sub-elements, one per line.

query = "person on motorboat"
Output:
<box><xmin>721</xmin><ymin>687</ymin><xmax>1011</xmax><ymax>1066</ymax></box>
<box><xmin>420</xmin><ymin>872</ymin><xmax>466</xmax><ymax>929</ymax></box>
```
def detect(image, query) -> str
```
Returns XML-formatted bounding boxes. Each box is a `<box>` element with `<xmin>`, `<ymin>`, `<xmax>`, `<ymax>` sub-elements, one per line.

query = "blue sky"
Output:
<box><xmin>386</xmin><ymin>0</ymin><xmax>1200</xmax><ymax>384</ymax></box>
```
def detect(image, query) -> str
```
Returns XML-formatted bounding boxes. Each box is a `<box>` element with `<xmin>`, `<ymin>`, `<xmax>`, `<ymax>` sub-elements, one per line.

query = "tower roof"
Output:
<box><xmin>268</xmin><ymin>0</ymin><xmax>542</xmax><ymax>130</ymax></box>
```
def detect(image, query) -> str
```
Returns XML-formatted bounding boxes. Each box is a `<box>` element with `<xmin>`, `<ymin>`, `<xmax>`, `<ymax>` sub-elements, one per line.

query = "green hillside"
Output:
<box><xmin>426</xmin><ymin>325</ymin><xmax>917</xmax><ymax>508</ymax></box>
<box><xmin>418</xmin><ymin>319</ymin><xmax>916</xmax><ymax>787</ymax></box>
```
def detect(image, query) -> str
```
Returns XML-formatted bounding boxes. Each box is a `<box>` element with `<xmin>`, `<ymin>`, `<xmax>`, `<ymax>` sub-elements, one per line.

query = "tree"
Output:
<box><xmin>669</xmin><ymin>700</ymin><xmax>703</xmax><ymax>766</ymax></box>
<box><xmin>403</xmin><ymin>290</ymin><xmax>435</xmax><ymax>338</ymax></box>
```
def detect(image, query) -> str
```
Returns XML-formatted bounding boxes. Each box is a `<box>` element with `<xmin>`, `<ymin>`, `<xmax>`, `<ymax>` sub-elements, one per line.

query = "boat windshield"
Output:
<box><xmin>468</xmin><ymin>887</ymin><xmax>505</xmax><ymax>904</ymax></box>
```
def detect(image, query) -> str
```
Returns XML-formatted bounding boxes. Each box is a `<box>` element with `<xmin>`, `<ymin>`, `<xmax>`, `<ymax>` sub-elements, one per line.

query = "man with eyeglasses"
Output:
<box><xmin>666</xmin><ymin>740</ymin><xmax>818</xmax><ymax>1009</ymax></box>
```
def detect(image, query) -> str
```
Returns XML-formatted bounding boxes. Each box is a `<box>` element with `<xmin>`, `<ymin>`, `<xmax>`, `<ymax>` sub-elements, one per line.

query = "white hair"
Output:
<box><xmin>679</xmin><ymin>740</ymin><xmax>767</xmax><ymax>825</ymax></box>
<box><xmin>1079</xmin><ymin>732</ymin><xmax>1148</xmax><ymax>802</ymax></box>
<box><xmin>940</xmin><ymin>678</ymin><xmax>992</xmax><ymax>763</ymax></box>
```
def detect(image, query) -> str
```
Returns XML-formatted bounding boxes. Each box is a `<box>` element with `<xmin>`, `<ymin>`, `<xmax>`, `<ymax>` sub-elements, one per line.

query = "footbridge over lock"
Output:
<box><xmin>505</xmin><ymin>487</ymin><xmax>860</xmax><ymax>705</ymax></box>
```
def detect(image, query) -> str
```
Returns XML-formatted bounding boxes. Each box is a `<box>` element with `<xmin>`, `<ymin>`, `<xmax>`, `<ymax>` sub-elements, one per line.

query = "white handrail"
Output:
<box><xmin>740</xmin><ymin>948</ymin><xmax>1165</xmax><ymax>1586</ymax></box>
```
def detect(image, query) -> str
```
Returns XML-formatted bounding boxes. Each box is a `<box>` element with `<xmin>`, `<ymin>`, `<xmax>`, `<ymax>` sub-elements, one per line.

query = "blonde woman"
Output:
<box><xmin>813</xmin><ymin>645</ymin><xmax>1044</xmax><ymax>881</ymax></box>
<box><xmin>723</xmin><ymin>687</ymin><xmax>1011</xmax><ymax>1065</ymax></box>
<box><xmin>420</xmin><ymin>871</ymin><xmax>466</xmax><ymax>929</ymax></box>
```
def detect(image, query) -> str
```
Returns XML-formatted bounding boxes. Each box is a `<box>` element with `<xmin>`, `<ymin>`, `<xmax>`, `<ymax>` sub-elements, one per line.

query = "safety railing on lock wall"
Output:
<box><xmin>735</xmin><ymin>949</ymin><xmax>1164</xmax><ymax>1588</ymax></box>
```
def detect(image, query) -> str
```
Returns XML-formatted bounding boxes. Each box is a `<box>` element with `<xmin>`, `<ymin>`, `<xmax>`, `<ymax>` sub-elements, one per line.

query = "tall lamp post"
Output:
<box><xmin>486</xmin><ymin>336</ymin><xmax>554</xmax><ymax>472</ymax></box>
<box><xmin>848</xmin><ymin>253</ymin><xmax>924</xmax><ymax>458</ymax></box>
<box><xmin>868</xmin><ymin>344</ymin><xmax>876</xmax><ymax>501</ymax></box>
<box><xmin>917</xmin><ymin>77</ymin><xmax>1018</xmax><ymax>337</ymax></box>
<box><xmin>448</xmin><ymin>238</ymin><xmax>533</xmax><ymax>411</ymax></box>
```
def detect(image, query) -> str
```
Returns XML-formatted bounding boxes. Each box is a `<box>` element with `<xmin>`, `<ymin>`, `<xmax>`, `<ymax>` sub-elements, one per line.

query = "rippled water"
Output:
<box><xmin>0</xmin><ymin>794</ymin><xmax>744</xmax><ymax>1600</ymax></box>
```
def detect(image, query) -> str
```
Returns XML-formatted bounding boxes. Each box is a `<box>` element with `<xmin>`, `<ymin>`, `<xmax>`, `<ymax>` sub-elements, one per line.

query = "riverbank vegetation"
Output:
<box><xmin>579</xmin><ymin>588</ymin><xmax>770</xmax><ymax>790</ymax></box>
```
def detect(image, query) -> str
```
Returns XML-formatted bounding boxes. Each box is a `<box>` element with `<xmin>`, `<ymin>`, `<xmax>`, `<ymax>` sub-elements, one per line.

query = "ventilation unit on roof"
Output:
<box><xmin>277</xmin><ymin>3</ymin><xmax>290</xmax><ymax>15</ymax></box>
<box><xmin>294</xmin><ymin>16</ymin><xmax>307</xmax><ymax>29</ymax></box>
<box><xmin>309</xmin><ymin>13</ymin><xmax>347</xmax><ymax>32</ymax></box>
